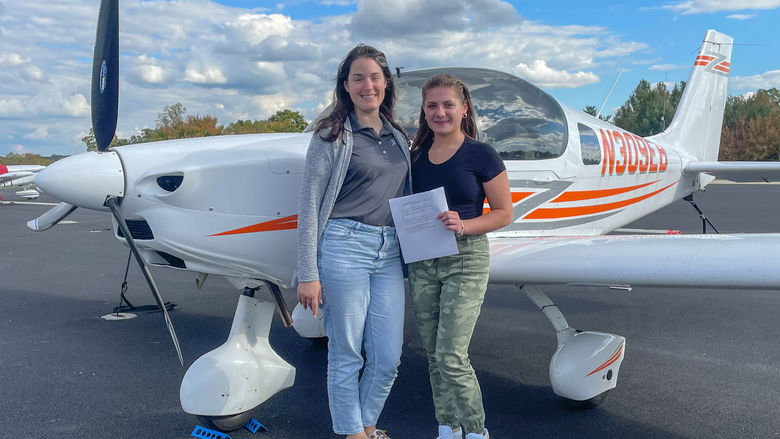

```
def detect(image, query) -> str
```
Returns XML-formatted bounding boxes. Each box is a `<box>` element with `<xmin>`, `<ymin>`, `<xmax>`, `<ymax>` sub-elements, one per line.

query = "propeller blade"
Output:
<box><xmin>91</xmin><ymin>0</ymin><xmax>119</xmax><ymax>152</ymax></box>
<box><xmin>27</xmin><ymin>202</ymin><xmax>78</xmax><ymax>231</ymax></box>
<box><xmin>106</xmin><ymin>197</ymin><xmax>184</xmax><ymax>366</ymax></box>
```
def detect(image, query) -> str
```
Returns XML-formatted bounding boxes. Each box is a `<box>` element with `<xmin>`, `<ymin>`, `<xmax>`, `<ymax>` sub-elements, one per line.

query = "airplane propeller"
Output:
<box><xmin>28</xmin><ymin>0</ymin><xmax>184</xmax><ymax>365</ymax></box>
<box><xmin>91</xmin><ymin>0</ymin><xmax>119</xmax><ymax>152</ymax></box>
<box><xmin>26</xmin><ymin>202</ymin><xmax>77</xmax><ymax>231</ymax></box>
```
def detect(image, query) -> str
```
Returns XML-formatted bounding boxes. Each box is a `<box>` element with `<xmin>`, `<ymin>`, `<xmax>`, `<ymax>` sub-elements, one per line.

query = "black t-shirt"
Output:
<box><xmin>412</xmin><ymin>138</ymin><xmax>506</xmax><ymax>220</ymax></box>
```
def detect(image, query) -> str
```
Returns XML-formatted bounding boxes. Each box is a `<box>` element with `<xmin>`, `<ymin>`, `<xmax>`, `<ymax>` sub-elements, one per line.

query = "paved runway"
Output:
<box><xmin>2</xmin><ymin>184</ymin><xmax>779</xmax><ymax>438</ymax></box>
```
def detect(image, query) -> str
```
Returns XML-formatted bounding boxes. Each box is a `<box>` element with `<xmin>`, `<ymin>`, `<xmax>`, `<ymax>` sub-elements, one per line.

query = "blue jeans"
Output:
<box><xmin>318</xmin><ymin>218</ymin><xmax>405</xmax><ymax>435</ymax></box>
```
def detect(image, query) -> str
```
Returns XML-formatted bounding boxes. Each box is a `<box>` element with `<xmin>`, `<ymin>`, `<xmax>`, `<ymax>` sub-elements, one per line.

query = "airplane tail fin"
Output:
<box><xmin>648</xmin><ymin>30</ymin><xmax>732</xmax><ymax>162</ymax></box>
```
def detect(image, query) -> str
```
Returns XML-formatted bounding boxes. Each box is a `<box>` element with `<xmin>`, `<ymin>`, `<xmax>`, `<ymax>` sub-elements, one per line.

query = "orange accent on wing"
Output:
<box><xmin>696</xmin><ymin>55</ymin><xmax>715</xmax><ymax>61</ymax></box>
<box><xmin>210</xmin><ymin>214</ymin><xmax>298</xmax><ymax>236</ymax></box>
<box><xmin>524</xmin><ymin>182</ymin><xmax>677</xmax><ymax>220</ymax></box>
<box><xmin>483</xmin><ymin>191</ymin><xmax>534</xmax><ymax>214</ymax></box>
<box><xmin>551</xmin><ymin>181</ymin><xmax>659</xmax><ymax>202</ymax></box>
<box><xmin>713</xmin><ymin>64</ymin><xmax>730</xmax><ymax>73</ymax></box>
<box><xmin>586</xmin><ymin>343</ymin><xmax>624</xmax><ymax>377</ymax></box>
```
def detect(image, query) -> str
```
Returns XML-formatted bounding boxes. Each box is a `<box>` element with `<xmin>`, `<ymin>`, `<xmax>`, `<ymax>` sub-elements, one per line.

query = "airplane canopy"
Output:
<box><xmin>395</xmin><ymin>67</ymin><xmax>569</xmax><ymax>161</ymax></box>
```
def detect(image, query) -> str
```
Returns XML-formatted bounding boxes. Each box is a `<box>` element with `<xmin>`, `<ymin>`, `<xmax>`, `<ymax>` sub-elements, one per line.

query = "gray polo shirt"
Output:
<box><xmin>330</xmin><ymin>113</ymin><xmax>408</xmax><ymax>226</ymax></box>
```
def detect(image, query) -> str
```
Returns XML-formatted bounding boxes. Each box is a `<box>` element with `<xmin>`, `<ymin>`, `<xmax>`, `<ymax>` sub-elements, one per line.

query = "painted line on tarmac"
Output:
<box><xmin>1</xmin><ymin>200</ymin><xmax>59</xmax><ymax>206</ymax></box>
<box><xmin>614</xmin><ymin>227</ymin><xmax>682</xmax><ymax>235</ymax></box>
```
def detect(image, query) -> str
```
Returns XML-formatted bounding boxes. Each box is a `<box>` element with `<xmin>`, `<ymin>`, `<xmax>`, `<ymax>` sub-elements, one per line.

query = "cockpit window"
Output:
<box><xmin>578</xmin><ymin>123</ymin><xmax>601</xmax><ymax>165</ymax></box>
<box><xmin>308</xmin><ymin>68</ymin><xmax>569</xmax><ymax>161</ymax></box>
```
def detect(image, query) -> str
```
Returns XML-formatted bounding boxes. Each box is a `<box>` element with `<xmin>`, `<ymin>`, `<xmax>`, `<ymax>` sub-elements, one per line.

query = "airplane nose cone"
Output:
<box><xmin>35</xmin><ymin>151</ymin><xmax>125</xmax><ymax>210</ymax></box>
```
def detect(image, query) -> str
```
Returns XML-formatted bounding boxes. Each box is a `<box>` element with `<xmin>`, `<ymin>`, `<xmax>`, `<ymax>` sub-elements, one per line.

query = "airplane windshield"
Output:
<box><xmin>306</xmin><ymin>68</ymin><xmax>568</xmax><ymax>161</ymax></box>
<box><xmin>395</xmin><ymin>68</ymin><xmax>568</xmax><ymax>160</ymax></box>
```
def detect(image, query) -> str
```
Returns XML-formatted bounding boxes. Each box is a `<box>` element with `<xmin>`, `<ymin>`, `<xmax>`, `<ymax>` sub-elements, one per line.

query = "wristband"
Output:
<box><xmin>456</xmin><ymin>220</ymin><xmax>465</xmax><ymax>237</ymax></box>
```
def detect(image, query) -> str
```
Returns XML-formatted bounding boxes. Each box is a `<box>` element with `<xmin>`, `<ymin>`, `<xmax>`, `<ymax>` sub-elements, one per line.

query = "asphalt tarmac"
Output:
<box><xmin>2</xmin><ymin>183</ymin><xmax>779</xmax><ymax>438</ymax></box>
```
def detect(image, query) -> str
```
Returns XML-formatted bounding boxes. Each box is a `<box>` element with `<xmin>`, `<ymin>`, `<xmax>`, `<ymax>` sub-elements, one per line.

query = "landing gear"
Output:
<box><xmin>180</xmin><ymin>282</ymin><xmax>296</xmax><ymax>430</ymax></box>
<box><xmin>521</xmin><ymin>285</ymin><xmax>625</xmax><ymax>408</ymax></box>
<box><xmin>198</xmin><ymin>410</ymin><xmax>254</xmax><ymax>432</ymax></box>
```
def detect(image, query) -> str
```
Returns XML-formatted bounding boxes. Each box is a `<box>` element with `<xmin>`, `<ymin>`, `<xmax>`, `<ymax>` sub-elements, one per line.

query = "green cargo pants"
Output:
<box><xmin>408</xmin><ymin>233</ymin><xmax>490</xmax><ymax>435</ymax></box>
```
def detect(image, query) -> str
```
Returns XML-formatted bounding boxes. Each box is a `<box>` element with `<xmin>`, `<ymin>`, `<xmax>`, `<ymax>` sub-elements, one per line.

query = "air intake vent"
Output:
<box><xmin>156</xmin><ymin>252</ymin><xmax>186</xmax><ymax>269</ymax></box>
<box><xmin>117</xmin><ymin>219</ymin><xmax>154</xmax><ymax>240</ymax></box>
<box><xmin>157</xmin><ymin>175</ymin><xmax>183</xmax><ymax>192</ymax></box>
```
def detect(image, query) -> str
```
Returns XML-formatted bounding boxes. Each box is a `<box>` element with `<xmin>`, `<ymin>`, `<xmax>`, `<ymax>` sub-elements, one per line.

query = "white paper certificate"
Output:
<box><xmin>389</xmin><ymin>187</ymin><xmax>459</xmax><ymax>264</ymax></box>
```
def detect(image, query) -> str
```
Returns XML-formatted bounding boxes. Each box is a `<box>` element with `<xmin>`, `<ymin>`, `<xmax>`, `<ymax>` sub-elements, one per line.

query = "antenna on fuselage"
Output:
<box><xmin>596</xmin><ymin>68</ymin><xmax>624</xmax><ymax>120</ymax></box>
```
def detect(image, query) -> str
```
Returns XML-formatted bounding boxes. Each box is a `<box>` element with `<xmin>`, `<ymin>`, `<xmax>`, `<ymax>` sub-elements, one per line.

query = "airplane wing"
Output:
<box><xmin>0</xmin><ymin>171</ymin><xmax>35</xmax><ymax>185</ymax></box>
<box><xmin>684</xmin><ymin>161</ymin><xmax>780</xmax><ymax>182</ymax></box>
<box><xmin>489</xmin><ymin>234</ymin><xmax>780</xmax><ymax>289</ymax></box>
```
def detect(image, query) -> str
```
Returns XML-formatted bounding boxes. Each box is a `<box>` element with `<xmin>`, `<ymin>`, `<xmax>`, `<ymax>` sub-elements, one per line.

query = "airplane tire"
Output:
<box><xmin>198</xmin><ymin>410</ymin><xmax>254</xmax><ymax>432</ymax></box>
<box><xmin>567</xmin><ymin>391</ymin><xmax>608</xmax><ymax>410</ymax></box>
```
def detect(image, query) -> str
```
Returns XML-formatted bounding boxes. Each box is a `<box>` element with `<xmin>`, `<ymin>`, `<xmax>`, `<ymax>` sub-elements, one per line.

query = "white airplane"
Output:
<box><xmin>26</xmin><ymin>0</ymin><xmax>780</xmax><ymax>431</ymax></box>
<box><xmin>0</xmin><ymin>163</ymin><xmax>45</xmax><ymax>187</ymax></box>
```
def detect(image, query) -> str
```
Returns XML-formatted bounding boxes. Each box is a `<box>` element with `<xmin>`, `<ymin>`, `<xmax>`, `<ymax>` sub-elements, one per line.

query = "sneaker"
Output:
<box><xmin>368</xmin><ymin>429</ymin><xmax>391</xmax><ymax>439</ymax></box>
<box><xmin>437</xmin><ymin>425</ymin><xmax>464</xmax><ymax>439</ymax></box>
<box><xmin>465</xmin><ymin>428</ymin><xmax>489</xmax><ymax>439</ymax></box>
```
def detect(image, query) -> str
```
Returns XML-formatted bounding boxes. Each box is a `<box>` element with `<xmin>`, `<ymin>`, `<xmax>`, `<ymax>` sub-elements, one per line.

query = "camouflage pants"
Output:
<box><xmin>408</xmin><ymin>233</ymin><xmax>490</xmax><ymax>435</ymax></box>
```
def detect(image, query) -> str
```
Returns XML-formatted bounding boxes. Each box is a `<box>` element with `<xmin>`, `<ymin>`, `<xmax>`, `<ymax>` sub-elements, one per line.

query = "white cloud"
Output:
<box><xmin>12</xmin><ymin>145</ymin><xmax>25</xmax><ymax>154</ymax></box>
<box><xmin>62</xmin><ymin>94</ymin><xmax>89</xmax><ymax>117</ymax></box>
<box><xmin>0</xmin><ymin>53</ymin><xmax>27</xmax><ymax>66</ymax></box>
<box><xmin>350</xmin><ymin>0</ymin><xmax>520</xmax><ymax>39</ymax></box>
<box><xmin>25</xmin><ymin>126</ymin><xmax>49</xmax><ymax>140</ymax></box>
<box><xmin>513</xmin><ymin>60</ymin><xmax>600</xmax><ymax>88</ymax></box>
<box><xmin>662</xmin><ymin>0</ymin><xmax>780</xmax><ymax>14</ymax></box>
<box><xmin>183</xmin><ymin>66</ymin><xmax>228</xmax><ymax>84</ymax></box>
<box><xmin>224</xmin><ymin>13</ymin><xmax>293</xmax><ymax>45</ymax></box>
<box><xmin>0</xmin><ymin>98</ymin><xmax>25</xmax><ymax>117</ymax></box>
<box><xmin>650</xmin><ymin>64</ymin><xmax>686</xmax><ymax>71</ymax></box>
<box><xmin>22</xmin><ymin>65</ymin><xmax>44</xmax><ymax>81</ymax></box>
<box><xmin>730</xmin><ymin>70</ymin><xmax>780</xmax><ymax>89</ymax></box>
<box><xmin>727</xmin><ymin>13</ymin><xmax>756</xmax><ymax>19</ymax></box>
<box><xmin>0</xmin><ymin>0</ymin><xmax>670</xmax><ymax>155</ymax></box>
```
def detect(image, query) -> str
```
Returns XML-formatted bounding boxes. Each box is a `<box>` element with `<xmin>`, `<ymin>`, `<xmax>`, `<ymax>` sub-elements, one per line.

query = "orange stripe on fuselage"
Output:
<box><xmin>551</xmin><ymin>181</ymin><xmax>659</xmax><ymax>202</ymax></box>
<box><xmin>524</xmin><ymin>182</ymin><xmax>677</xmax><ymax>220</ymax></box>
<box><xmin>210</xmin><ymin>214</ymin><xmax>298</xmax><ymax>236</ymax></box>
<box><xmin>483</xmin><ymin>191</ymin><xmax>534</xmax><ymax>214</ymax></box>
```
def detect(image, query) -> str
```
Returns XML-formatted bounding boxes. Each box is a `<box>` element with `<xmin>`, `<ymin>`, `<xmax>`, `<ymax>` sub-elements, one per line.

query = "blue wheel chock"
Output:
<box><xmin>244</xmin><ymin>417</ymin><xmax>268</xmax><ymax>434</ymax></box>
<box><xmin>191</xmin><ymin>425</ymin><xmax>232</xmax><ymax>439</ymax></box>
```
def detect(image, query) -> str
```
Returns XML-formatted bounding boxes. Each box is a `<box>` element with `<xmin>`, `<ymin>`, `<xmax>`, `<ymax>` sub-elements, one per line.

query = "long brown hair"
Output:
<box><xmin>314</xmin><ymin>44</ymin><xmax>406</xmax><ymax>143</ymax></box>
<box><xmin>410</xmin><ymin>74</ymin><xmax>477</xmax><ymax>160</ymax></box>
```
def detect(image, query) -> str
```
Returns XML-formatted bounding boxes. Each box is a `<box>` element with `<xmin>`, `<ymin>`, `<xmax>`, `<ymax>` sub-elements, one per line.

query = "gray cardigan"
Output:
<box><xmin>294</xmin><ymin>116</ymin><xmax>412</xmax><ymax>285</ymax></box>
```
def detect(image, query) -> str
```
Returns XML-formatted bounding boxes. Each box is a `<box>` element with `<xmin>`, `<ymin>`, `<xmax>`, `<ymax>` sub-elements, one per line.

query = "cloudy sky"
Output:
<box><xmin>1</xmin><ymin>0</ymin><xmax>778</xmax><ymax>156</ymax></box>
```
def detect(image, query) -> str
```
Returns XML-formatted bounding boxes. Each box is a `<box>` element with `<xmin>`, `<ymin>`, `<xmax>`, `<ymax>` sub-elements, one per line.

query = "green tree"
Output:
<box><xmin>583</xmin><ymin>105</ymin><xmax>612</xmax><ymax>122</ymax></box>
<box><xmin>81</xmin><ymin>128</ymin><xmax>121</xmax><ymax>151</ymax></box>
<box><xmin>225</xmin><ymin>110</ymin><xmax>307</xmax><ymax>134</ymax></box>
<box><xmin>719</xmin><ymin>88</ymin><xmax>780</xmax><ymax>161</ymax></box>
<box><xmin>612</xmin><ymin>80</ymin><xmax>685</xmax><ymax>136</ymax></box>
<box><xmin>0</xmin><ymin>152</ymin><xmax>53</xmax><ymax>165</ymax></box>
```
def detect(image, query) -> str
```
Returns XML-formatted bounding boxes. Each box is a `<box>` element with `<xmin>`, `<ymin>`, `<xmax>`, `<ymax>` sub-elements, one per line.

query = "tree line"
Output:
<box><xmin>587</xmin><ymin>81</ymin><xmax>780</xmax><ymax>161</ymax></box>
<box><xmin>4</xmin><ymin>83</ymin><xmax>778</xmax><ymax>165</ymax></box>
<box><xmin>80</xmin><ymin>104</ymin><xmax>308</xmax><ymax>151</ymax></box>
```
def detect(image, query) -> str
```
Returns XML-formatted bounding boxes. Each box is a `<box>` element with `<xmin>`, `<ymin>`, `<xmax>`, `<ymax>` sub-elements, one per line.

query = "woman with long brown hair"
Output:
<box><xmin>408</xmin><ymin>74</ymin><xmax>512</xmax><ymax>439</ymax></box>
<box><xmin>295</xmin><ymin>44</ymin><xmax>411</xmax><ymax>439</ymax></box>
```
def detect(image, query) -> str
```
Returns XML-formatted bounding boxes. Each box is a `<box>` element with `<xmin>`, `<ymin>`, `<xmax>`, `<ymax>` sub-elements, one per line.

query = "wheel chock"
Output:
<box><xmin>191</xmin><ymin>425</ymin><xmax>232</xmax><ymax>439</ymax></box>
<box><xmin>244</xmin><ymin>417</ymin><xmax>268</xmax><ymax>434</ymax></box>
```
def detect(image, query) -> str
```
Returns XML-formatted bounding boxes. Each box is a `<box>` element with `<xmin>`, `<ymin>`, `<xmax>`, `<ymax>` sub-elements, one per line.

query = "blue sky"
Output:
<box><xmin>1</xmin><ymin>0</ymin><xmax>777</xmax><ymax>156</ymax></box>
